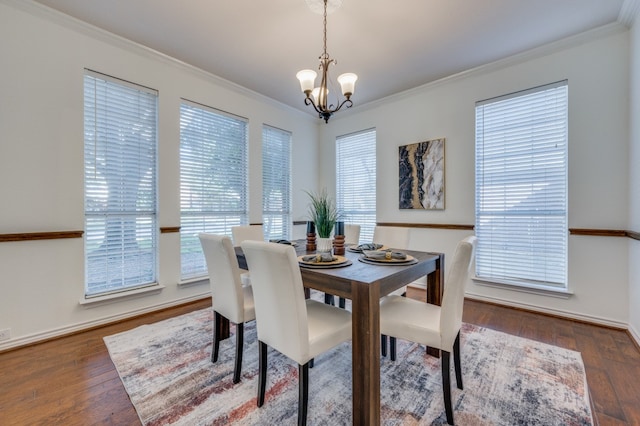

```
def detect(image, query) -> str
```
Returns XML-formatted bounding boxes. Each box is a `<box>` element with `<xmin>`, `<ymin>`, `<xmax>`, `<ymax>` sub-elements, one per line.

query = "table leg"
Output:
<box><xmin>351</xmin><ymin>281</ymin><xmax>381</xmax><ymax>425</ymax></box>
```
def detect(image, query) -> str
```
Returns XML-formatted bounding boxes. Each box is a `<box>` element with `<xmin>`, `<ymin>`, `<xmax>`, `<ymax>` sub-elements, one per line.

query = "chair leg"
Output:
<box><xmin>381</xmin><ymin>334</ymin><xmax>387</xmax><ymax>357</ymax></box>
<box><xmin>381</xmin><ymin>293</ymin><xmax>405</xmax><ymax>359</ymax></box>
<box><xmin>453</xmin><ymin>331</ymin><xmax>463</xmax><ymax>390</ymax></box>
<box><xmin>257</xmin><ymin>341</ymin><xmax>267</xmax><ymax>407</ymax></box>
<box><xmin>212</xmin><ymin>311</ymin><xmax>223</xmax><ymax>363</ymax></box>
<box><xmin>309</xmin><ymin>358</ymin><xmax>314</xmax><ymax>369</ymax></box>
<box><xmin>298</xmin><ymin>363</ymin><xmax>309</xmax><ymax>426</ymax></box>
<box><xmin>441</xmin><ymin>350</ymin><xmax>454</xmax><ymax>425</ymax></box>
<box><xmin>324</xmin><ymin>293</ymin><xmax>335</xmax><ymax>305</ymax></box>
<box><xmin>233</xmin><ymin>323</ymin><xmax>244</xmax><ymax>384</ymax></box>
<box><xmin>390</xmin><ymin>336</ymin><xmax>397</xmax><ymax>361</ymax></box>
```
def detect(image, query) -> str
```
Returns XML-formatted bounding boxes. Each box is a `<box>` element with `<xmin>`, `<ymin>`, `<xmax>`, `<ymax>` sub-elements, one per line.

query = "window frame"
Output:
<box><xmin>262</xmin><ymin>124</ymin><xmax>292</xmax><ymax>241</ymax></box>
<box><xmin>179</xmin><ymin>100</ymin><xmax>249</xmax><ymax>280</ymax></box>
<box><xmin>474</xmin><ymin>80</ymin><xmax>569</xmax><ymax>292</ymax></box>
<box><xmin>336</xmin><ymin>128</ymin><xmax>377</xmax><ymax>244</ymax></box>
<box><xmin>83</xmin><ymin>70</ymin><xmax>159</xmax><ymax>298</ymax></box>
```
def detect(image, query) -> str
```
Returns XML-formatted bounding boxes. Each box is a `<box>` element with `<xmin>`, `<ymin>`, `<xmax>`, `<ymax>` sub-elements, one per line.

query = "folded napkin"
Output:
<box><xmin>355</xmin><ymin>243</ymin><xmax>383</xmax><ymax>251</ymax></box>
<box><xmin>270</xmin><ymin>239</ymin><xmax>292</xmax><ymax>245</ymax></box>
<box><xmin>363</xmin><ymin>249</ymin><xmax>407</xmax><ymax>260</ymax></box>
<box><xmin>301</xmin><ymin>253</ymin><xmax>337</xmax><ymax>263</ymax></box>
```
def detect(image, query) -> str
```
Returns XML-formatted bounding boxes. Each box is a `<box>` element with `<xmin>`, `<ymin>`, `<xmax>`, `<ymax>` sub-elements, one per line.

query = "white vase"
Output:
<box><xmin>316</xmin><ymin>237</ymin><xmax>333</xmax><ymax>253</ymax></box>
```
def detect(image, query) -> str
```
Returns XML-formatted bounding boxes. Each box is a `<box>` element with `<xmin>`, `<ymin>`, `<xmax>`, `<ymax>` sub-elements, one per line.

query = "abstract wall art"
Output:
<box><xmin>399</xmin><ymin>138</ymin><xmax>445</xmax><ymax>210</ymax></box>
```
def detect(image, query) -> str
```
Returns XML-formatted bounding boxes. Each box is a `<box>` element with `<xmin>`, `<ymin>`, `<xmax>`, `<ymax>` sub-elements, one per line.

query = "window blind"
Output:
<box><xmin>83</xmin><ymin>71</ymin><xmax>158</xmax><ymax>297</ymax></box>
<box><xmin>336</xmin><ymin>129</ymin><xmax>377</xmax><ymax>244</ymax></box>
<box><xmin>475</xmin><ymin>81</ymin><xmax>568</xmax><ymax>288</ymax></box>
<box><xmin>262</xmin><ymin>125</ymin><xmax>292</xmax><ymax>240</ymax></box>
<box><xmin>179</xmin><ymin>101</ymin><xmax>248</xmax><ymax>279</ymax></box>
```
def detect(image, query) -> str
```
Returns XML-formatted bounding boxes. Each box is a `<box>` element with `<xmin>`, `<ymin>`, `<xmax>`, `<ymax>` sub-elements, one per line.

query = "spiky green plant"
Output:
<box><xmin>305</xmin><ymin>189</ymin><xmax>341</xmax><ymax>238</ymax></box>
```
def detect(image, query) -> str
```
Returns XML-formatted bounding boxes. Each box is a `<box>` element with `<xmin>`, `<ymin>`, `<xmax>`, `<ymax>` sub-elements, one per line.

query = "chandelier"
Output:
<box><xmin>296</xmin><ymin>0</ymin><xmax>357</xmax><ymax>123</ymax></box>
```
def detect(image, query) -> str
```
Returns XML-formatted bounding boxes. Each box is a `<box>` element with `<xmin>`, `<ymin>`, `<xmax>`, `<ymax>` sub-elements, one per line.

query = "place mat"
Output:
<box><xmin>347</xmin><ymin>243</ymin><xmax>386</xmax><ymax>253</ymax></box>
<box><xmin>359</xmin><ymin>255</ymin><xmax>417</xmax><ymax>266</ymax></box>
<box><xmin>269</xmin><ymin>239</ymin><xmax>298</xmax><ymax>246</ymax></box>
<box><xmin>298</xmin><ymin>255</ymin><xmax>352</xmax><ymax>269</ymax></box>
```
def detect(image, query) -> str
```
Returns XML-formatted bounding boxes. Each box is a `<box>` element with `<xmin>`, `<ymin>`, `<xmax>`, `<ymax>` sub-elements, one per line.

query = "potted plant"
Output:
<box><xmin>305</xmin><ymin>188</ymin><xmax>341</xmax><ymax>252</ymax></box>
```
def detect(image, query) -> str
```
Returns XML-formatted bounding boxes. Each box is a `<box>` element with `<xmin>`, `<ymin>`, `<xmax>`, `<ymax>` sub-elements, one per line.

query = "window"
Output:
<box><xmin>262</xmin><ymin>125</ymin><xmax>292</xmax><ymax>240</ymax></box>
<box><xmin>475</xmin><ymin>81</ymin><xmax>568</xmax><ymax>289</ymax></box>
<box><xmin>179</xmin><ymin>101</ymin><xmax>248</xmax><ymax>279</ymax></box>
<box><xmin>83</xmin><ymin>71</ymin><xmax>158</xmax><ymax>297</ymax></box>
<box><xmin>336</xmin><ymin>129</ymin><xmax>377</xmax><ymax>243</ymax></box>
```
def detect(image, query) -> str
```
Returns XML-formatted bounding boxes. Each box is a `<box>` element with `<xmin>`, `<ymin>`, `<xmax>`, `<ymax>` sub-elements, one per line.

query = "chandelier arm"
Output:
<box><xmin>328</xmin><ymin>98</ymin><xmax>353</xmax><ymax>114</ymax></box>
<box><xmin>305</xmin><ymin>96</ymin><xmax>352</xmax><ymax>119</ymax></box>
<box><xmin>304</xmin><ymin>96</ymin><xmax>324</xmax><ymax>115</ymax></box>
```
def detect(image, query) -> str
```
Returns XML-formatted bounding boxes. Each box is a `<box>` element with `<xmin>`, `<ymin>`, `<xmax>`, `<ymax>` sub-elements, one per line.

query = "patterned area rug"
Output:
<box><xmin>104</xmin><ymin>306</ymin><xmax>593</xmax><ymax>425</ymax></box>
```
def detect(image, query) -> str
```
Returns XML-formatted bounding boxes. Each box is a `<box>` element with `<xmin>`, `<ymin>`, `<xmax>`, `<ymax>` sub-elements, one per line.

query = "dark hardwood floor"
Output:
<box><xmin>1</xmin><ymin>291</ymin><xmax>639</xmax><ymax>425</ymax></box>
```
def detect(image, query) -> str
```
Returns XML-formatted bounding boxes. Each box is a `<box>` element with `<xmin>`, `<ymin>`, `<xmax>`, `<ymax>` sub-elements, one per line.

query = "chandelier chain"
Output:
<box><xmin>322</xmin><ymin>0</ymin><xmax>328</xmax><ymax>58</ymax></box>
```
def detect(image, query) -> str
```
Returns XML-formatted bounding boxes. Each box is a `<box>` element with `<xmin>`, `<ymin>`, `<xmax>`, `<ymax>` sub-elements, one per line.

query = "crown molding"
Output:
<box><xmin>619</xmin><ymin>0</ymin><xmax>640</xmax><ymax>27</ymax></box>
<box><xmin>2</xmin><ymin>0</ymin><xmax>313</xmax><ymax>121</ymax></box>
<box><xmin>4</xmin><ymin>0</ymin><xmax>631</xmax><ymax>124</ymax></box>
<box><xmin>352</xmin><ymin>22</ymin><xmax>628</xmax><ymax>116</ymax></box>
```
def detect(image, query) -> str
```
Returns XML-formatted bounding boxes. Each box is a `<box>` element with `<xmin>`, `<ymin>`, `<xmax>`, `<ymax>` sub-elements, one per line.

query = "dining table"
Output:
<box><xmin>233</xmin><ymin>240</ymin><xmax>444</xmax><ymax>426</ymax></box>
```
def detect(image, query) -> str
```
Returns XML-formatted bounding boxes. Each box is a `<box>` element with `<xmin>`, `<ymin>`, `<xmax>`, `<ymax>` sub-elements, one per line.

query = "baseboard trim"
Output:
<box><xmin>3</xmin><ymin>290</ymin><xmax>634</xmax><ymax>353</ymax></box>
<box><xmin>0</xmin><ymin>293</ymin><xmax>210</xmax><ymax>353</ymax></box>
<box><xmin>628</xmin><ymin>324</ymin><xmax>640</xmax><ymax>352</ymax></box>
<box><xmin>465</xmin><ymin>292</ymin><xmax>628</xmax><ymax>330</ymax></box>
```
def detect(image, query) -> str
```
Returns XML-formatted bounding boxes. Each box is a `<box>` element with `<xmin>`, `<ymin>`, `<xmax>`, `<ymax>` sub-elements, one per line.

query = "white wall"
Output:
<box><xmin>320</xmin><ymin>25</ymin><xmax>631</xmax><ymax>327</ymax></box>
<box><xmin>0</xmin><ymin>1</ymin><xmax>319</xmax><ymax>350</ymax></box>
<box><xmin>628</xmin><ymin>11</ymin><xmax>640</xmax><ymax>344</ymax></box>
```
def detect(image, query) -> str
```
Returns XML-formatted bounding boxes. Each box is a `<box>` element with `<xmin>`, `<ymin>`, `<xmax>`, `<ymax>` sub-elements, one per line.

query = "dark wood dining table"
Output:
<box><xmin>234</xmin><ymin>241</ymin><xmax>444</xmax><ymax>426</ymax></box>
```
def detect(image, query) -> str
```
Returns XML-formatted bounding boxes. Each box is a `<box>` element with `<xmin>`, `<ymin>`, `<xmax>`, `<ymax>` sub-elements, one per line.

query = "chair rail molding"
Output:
<box><xmin>0</xmin><ymin>230</ymin><xmax>83</xmax><ymax>242</ymax></box>
<box><xmin>376</xmin><ymin>222</ymin><xmax>474</xmax><ymax>230</ymax></box>
<box><xmin>160</xmin><ymin>227</ymin><xmax>181</xmax><ymax>234</ymax></box>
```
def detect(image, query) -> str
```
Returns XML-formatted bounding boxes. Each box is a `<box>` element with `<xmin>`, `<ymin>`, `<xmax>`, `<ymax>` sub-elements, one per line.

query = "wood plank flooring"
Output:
<box><xmin>1</xmin><ymin>291</ymin><xmax>639</xmax><ymax>425</ymax></box>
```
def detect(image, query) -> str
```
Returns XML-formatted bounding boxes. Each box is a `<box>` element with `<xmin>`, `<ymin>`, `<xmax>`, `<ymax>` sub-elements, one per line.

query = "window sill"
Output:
<box><xmin>178</xmin><ymin>276</ymin><xmax>208</xmax><ymax>287</ymax></box>
<box><xmin>79</xmin><ymin>283</ymin><xmax>165</xmax><ymax>308</ymax></box>
<box><xmin>472</xmin><ymin>277</ymin><xmax>573</xmax><ymax>299</ymax></box>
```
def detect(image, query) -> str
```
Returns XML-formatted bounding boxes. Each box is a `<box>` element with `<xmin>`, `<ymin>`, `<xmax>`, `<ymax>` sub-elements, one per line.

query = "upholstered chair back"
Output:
<box><xmin>241</xmin><ymin>240</ymin><xmax>311</xmax><ymax>365</ymax></box>
<box><xmin>344</xmin><ymin>224</ymin><xmax>361</xmax><ymax>245</ymax></box>
<box><xmin>199</xmin><ymin>233</ymin><xmax>248</xmax><ymax>324</ymax></box>
<box><xmin>373</xmin><ymin>226</ymin><xmax>410</xmax><ymax>250</ymax></box>
<box><xmin>231</xmin><ymin>225</ymin><xmax>264</xmax><ymax>246</ymax></box>
<box><xmin>439</xmin><ymin>236</ymin><xmax>476</xmax><ymax>351</ymax></box>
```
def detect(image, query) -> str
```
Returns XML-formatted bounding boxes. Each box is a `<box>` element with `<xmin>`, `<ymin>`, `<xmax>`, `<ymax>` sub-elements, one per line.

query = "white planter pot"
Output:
<box><xmin>316</xmin><ymin>237</ymin><xmax>333</xmax><ymax>253</ymax></box>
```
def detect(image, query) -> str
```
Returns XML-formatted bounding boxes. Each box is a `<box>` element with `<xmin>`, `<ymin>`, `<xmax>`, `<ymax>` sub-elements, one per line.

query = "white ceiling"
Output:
<box><xmin>34</xmin><ymin>0</ymin><xmax>628</xmax><ymax>116</ymax></box>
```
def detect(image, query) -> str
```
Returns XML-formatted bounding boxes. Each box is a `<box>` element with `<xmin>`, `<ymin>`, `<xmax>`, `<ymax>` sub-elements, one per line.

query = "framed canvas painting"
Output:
<box><xmin>399</xmin><ymin>138</ymin><xmax>445</xmax><ymax>210</ymax></box>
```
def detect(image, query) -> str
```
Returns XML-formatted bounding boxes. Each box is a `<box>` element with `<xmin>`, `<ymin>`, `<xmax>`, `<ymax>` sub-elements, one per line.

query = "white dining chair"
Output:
<box><xmin>231</xmin><ymin>224</ymin><xmax>264</xmax><ymax>246</ymax></box>
<box><xmin>374</xmin><ymin>225</ymin><xmax>411</xmax><ymax>354</ymax></box>
<box><xmin>241</xmin><ymin>240</ymin><xmax>352</xmax><ymax>426</ymax></box>
<box><xmin>199</xmin><ymin>233</ymin><xmax>256</xmax><ymax>384</ymax></box>
<box><xmin>372</xmin><ymin>225</ymin><xmax>410</xmax><ymax>249</ymax></box>
<box><xmin>231</xmin><ymin>225</ymin><xmax>264</xmax><ymax>286</ymax></box>
<box><xmin>373</xmin><ymin>225</ymin><xmax>410</xmax><ymax>297</ymax></box>
<box><xmin>344</xmin><ymin>224</ymin><xmax>361</xmax><ymax>245</ymax></box>
<box><xmin>379</xmin><ymin>236</ymin><xmax>476</xmax><ymax>425</ymax></box>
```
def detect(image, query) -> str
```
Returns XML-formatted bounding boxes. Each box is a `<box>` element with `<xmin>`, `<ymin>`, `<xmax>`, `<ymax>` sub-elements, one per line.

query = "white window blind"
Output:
<box><xmin>83</xmin><ymin>70</ymin><xmax>158</xmax><ymax>297</ymax></box>
<box><xmin>179</xmin><ymin>101</ymin><xmax>248</xmax><ymax>279</ymax></box>
<box><xmin>336</xmin><ymin>129</ymin><xmax>377</xmax><ymax>244</ymax></box>
<box><xmin>262</xmin><ymin>125</ymin><xmax>292</xmax><ymax>240</ymax></box>
<box><xmin>475</xmin><ymin>81</ymin><xmax>568</xmax><ymax>288</ymax></box>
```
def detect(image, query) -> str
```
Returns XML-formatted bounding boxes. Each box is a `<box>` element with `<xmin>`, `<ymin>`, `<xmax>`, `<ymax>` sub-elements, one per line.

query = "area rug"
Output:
<box><xmin>104</xmin><ymin>307</ymin><xmax>593</xmax><ymax>425</ymax></box>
